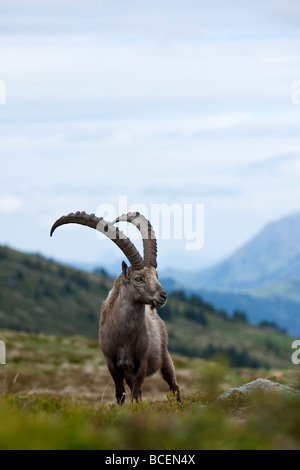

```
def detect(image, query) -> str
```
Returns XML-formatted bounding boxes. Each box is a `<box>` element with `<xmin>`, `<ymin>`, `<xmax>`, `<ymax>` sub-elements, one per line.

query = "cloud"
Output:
<box><xmin>1</xmin><ymin>1</ymin><xmax>300</xmax><ymax>269</ymax></box>
<box><xmin>0</xmin><ymin>196</ymin><xmax>23</xmax><ymax>214</ymax></box>
<box><xmin>1</xmin><ymin>37</ymin><xmax>299</xmax><ymax>107</ymax></box>
<box><xmin>268</xmin><ymin>0</ymin><xmax>300</xmax><ymax>28</ymax></box>
<box><xmin>245</xmin><ymin>153</ymin><xmax>300</xmax><ymax>177</ymax></box>
<box><xmin>1</xmin><ymin>0</ymin><xmax>299</xmax><ymax>40</ymax></box>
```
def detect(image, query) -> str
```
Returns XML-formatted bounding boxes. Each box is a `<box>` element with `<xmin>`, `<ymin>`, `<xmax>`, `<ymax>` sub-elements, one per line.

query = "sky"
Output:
<box><xmin>1</xmin><ymin>0</ymin><xmax>300</xmax><ymax>272</ymax></box>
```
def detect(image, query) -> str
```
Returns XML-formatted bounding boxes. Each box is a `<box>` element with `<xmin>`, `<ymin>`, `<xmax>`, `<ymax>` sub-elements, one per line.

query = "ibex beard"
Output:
<box><xmin>51</xmin><ymin>211</ymin><xmax>181</xmax><ymax>405</ymax></box>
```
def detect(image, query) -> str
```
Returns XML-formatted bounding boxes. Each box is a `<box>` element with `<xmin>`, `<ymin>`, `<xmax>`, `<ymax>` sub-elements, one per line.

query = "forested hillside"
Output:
<box><xmin>0</xmin><ymin>245</ymin><xmax>293</xmax><ymax>368</ymax></box>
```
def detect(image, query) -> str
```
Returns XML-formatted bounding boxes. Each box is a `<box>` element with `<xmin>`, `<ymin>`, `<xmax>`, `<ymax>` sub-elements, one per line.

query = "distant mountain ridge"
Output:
<box><xmin>161</xmin><ymin>211</ymin><xmax>300</xmax><ymax>335</ymax></box>
<box><xmin>205</xmin><ymin>210</ymin><xmax>300</xmax><ymax>289</ymax></box>
<box><xmin>166</xmin><ymin>211</ymin><xmax>300</xmax><ymax>291</ymax></box>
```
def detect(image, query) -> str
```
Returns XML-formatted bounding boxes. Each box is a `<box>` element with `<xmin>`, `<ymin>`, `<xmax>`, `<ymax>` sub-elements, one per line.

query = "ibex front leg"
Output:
<box><xmin>106</xmin><ymin>359</ymin><xmax>126</xmax><ymax>405</ymax></box>
<box><xmin>130</xmin><ymin>359</ymin><xmax>147</xmax><ymax>403</ymax></box>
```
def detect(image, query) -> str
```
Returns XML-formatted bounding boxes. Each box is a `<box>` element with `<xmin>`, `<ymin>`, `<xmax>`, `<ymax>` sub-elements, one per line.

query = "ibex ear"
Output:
<box><xmin>122</xmin><ymin>261</ymin><xmax>129</xmax><ymax>281</ymax></box>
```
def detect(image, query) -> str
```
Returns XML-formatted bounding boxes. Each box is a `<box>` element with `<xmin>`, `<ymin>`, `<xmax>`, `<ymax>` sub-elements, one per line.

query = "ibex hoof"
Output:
<box><xmin>118</xmin><ymin>392</ymin><xmax>126</xmax><ymax>406</ymax></box>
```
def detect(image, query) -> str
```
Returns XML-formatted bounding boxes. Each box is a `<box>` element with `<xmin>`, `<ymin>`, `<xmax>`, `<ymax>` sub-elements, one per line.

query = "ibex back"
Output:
<box><xmin>51</xmin><ymin>211</ymin><xmax>181</xmax><ymax>404</ymax></box>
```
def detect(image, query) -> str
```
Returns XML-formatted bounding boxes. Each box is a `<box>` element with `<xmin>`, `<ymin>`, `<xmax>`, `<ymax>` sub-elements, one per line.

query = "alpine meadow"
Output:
<box><xmin>2</xmin><ymin>0</ymin><xmax>300</xmax><ymax>452</ymax></box>
<box><xmin>1</xmin><ymin>246</ymin><xmax>300</xmax><ymax>449</ymax></box>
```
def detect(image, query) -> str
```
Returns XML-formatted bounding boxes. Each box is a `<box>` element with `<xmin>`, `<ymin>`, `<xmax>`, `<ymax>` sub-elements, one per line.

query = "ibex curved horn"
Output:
<box><xmin>112</xmin><ymin>212</ymin><xmax>157</xmax><ymax>268</ymax></box>
<box><xmin>50</xmin><ymin>211</ymin><xmax>144</xmax><ymax>270</ymax></box>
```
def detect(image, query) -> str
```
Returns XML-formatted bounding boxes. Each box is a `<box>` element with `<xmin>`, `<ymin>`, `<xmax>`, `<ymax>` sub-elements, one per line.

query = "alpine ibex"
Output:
<box><xmin>50</xmin><ymin>211</ymin><xmax>181</xmax><ymax>405</ymax></box>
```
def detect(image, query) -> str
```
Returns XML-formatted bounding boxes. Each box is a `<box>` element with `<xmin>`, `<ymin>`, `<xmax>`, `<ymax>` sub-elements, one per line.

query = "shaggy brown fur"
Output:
<box><xmin>99</xmin><ymin>264</ymin><xmax>181</xmax><ymax>404</ymax></box>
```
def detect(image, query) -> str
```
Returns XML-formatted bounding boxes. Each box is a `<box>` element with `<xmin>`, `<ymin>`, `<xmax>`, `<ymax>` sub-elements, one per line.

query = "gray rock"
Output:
<box><xmin>198</xmin><ymin>405</ymin><xmax>208</xmax><ymax>411</ymax></box>
<box><xmin>216</xmin><ymin>378</ymin><xmax>300</xmax><ymax>403</ymax></box>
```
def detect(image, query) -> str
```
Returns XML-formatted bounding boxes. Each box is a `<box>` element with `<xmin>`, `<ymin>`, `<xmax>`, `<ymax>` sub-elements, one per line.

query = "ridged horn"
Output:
<box><xmin>112</xmin><ymin>212</ymin><xmax>157</xmax><ymax>268</ymax></box>
<box><xmin>50</xmin><ymin>211</ymin><xmax>144</xmax><ymax>270</ymax></box>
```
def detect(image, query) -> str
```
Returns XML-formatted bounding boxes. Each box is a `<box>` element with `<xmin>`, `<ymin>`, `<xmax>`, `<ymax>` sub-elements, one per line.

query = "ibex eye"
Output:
<box><xmin>135</xmin><ymin>276</ymin><xmax>143</xmax><ymax>282</ymax></box>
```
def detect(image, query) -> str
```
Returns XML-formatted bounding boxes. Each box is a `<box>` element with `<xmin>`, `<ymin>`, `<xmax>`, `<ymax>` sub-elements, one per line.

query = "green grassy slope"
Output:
<box><xmin>0</xmin><ymin>245</ymin><xmax>112</xmax><ymax>336</ymax></box>
<box><xmin>0</xmin><ymin>245</ymin><xmax>295</xmax><ymax>368</ymax></box>
<box><xmin>163</xmin><ymin>293</ymin><xmax>294</xmax><ymax>368</ymax></box>
<box><xmin>1</xmin><ymin>385</ymin><xmax>300</xmax><ymax>450</ymax></box>
<box><xmin>0</xmin><ymin>329</ymin><xmax>299</xmax><ymax>450</ymax></box>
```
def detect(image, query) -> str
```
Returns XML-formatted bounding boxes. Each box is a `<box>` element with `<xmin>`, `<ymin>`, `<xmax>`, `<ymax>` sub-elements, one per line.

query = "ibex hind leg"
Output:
<box><xmin>161</xmin><ymin>352</ymin><xmax>181</xmax><ymax>402</ymax></box>
<box><xmin>126</xmin><ymin>378</ymin><xmax>142</xmax><ymax>403</ymax></box>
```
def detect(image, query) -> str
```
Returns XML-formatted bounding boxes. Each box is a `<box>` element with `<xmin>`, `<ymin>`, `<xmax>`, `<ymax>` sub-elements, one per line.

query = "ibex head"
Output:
<box><xmin>122</xmin><ymin>262</ymin><xmax>167</xmax><ymax>308</ymax></box>
<box><xmin>50</xmin><ymin>211</ymin><xmax>167</xmax><ymax>307</ymax></box>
